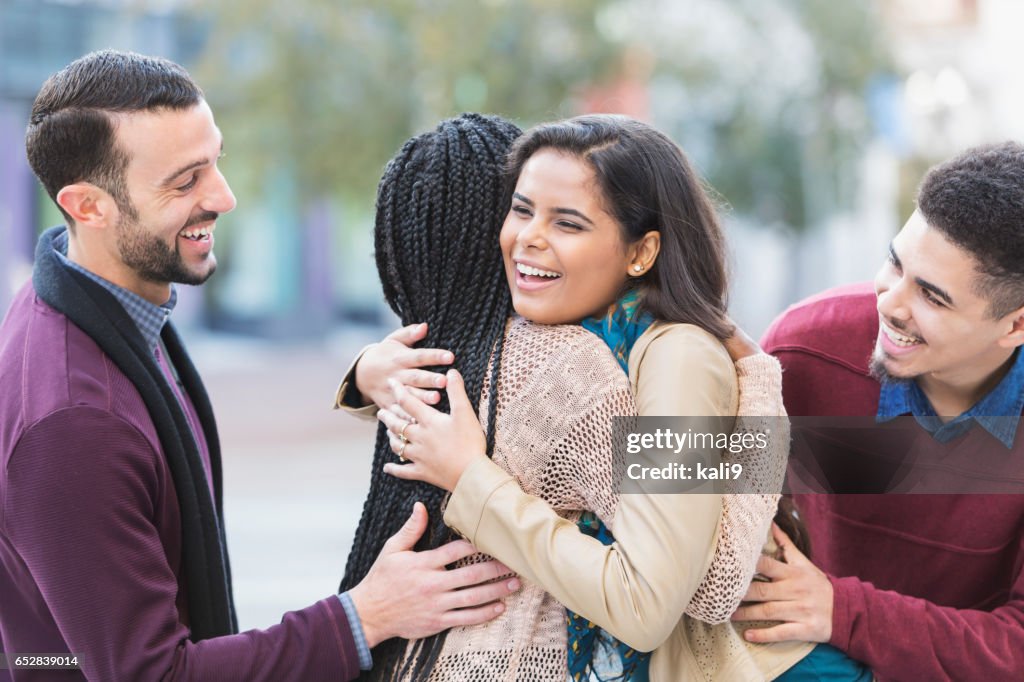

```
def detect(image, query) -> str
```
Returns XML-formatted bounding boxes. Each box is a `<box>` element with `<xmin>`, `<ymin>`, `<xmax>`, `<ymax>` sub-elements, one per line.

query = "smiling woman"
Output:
<box><xmin>501</xmin><ymin>116</ymin><xmax>730</xmax><ymax>338</ymax></box>
<box><xmin>501</xmin><ymin>148</ymin><xmax>650</xmax><ymax>326</ymax></box>
<box><xmin>490</xmin><ymin>116</ymin><xmax>802</xmax><ymax>679</ymax></box>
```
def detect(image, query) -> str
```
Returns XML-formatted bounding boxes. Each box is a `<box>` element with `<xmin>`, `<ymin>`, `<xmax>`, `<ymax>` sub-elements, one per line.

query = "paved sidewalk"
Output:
<box><xmin>189</xmin><ymin>329</ymin><xmax>381</xmax><ymax>630</ymax></box>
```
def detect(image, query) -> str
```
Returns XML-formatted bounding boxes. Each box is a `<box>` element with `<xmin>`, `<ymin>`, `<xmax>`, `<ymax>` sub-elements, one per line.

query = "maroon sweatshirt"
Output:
<box><xmin>0</xmin><ymin>283</ymin><xmax>360</xmax><ymax>681</ymax></box>
<box><xmin>763</xmin><ymin>282</ymin><xmax>1024</xmax><ymax>681</ymax></box>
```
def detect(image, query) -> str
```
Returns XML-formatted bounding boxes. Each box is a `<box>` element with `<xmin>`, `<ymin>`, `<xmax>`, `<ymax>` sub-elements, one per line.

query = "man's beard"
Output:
<box><xmin>116</xmin><ymin>209</ymin><xmax>218</xmax><ymax>286</ymax></box>
<box><xmin>869</xmin><ymin>345</ymin><xmax>913</xmax><ymax>384</ymax></box>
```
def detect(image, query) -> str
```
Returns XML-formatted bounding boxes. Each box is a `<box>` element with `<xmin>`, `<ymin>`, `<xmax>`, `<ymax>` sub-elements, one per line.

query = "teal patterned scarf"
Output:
<box><xmin>567</xmin><ymin>290</ymin><xmax>654</xmax><ymax>681</ymax></box>
<box><xmin>580</xmin><ymin>290</ymin><xmax>654</xmax><ymax>375</ymax></box>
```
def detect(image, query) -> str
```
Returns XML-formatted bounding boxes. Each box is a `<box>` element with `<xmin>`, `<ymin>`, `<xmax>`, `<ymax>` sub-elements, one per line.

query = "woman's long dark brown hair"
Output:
<box><xmin>507</xmin><ymin>115</ymin><xmax>809</xmax><ymax>555</ymax></box>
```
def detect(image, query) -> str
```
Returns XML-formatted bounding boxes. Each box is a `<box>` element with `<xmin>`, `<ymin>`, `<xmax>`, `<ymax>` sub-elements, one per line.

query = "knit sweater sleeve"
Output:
<box><xmin>684</xmin><ymin>354</ymin><xmax>788</xmax><ymax>624</ymax></box>
<box><xmin>3</xmin><ymin>407</ymin><xmax>360</xmax><ymax>681</ymax></box>
<box><xmin>446</xmin><ymin>322</ymin><xmax>723</xmax><ymax>652</ymax></box>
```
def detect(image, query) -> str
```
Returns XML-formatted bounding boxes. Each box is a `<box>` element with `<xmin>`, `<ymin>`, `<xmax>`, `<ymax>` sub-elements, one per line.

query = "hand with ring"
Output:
<box><xmin>377</xmin><ymin>372</ymin><xmax>488</xmax><ymax>492</ymax></box>
<box><xmin>387</xmin><ymin>413</ymin><xmax>415</xmax><ymax>462</ymax></box>
<box><xmin>395</xmin><ymin>419</ymin><xmax>416</xmax><ymax>462</ymax></box>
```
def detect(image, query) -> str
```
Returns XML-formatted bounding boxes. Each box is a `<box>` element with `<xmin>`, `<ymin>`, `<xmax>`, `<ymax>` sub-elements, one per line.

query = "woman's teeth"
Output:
<box><xmin>517</xmin><ymin>263</ymin><xmax>560</xmax><ymax>278</ymax></box>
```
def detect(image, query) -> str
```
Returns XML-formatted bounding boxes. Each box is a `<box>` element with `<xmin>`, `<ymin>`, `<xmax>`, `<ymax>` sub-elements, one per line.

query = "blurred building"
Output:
<box><xmin>0</xmin><ymin>0</ymin><xmax>206</xmax><ymax>316</ymax></box>
<box><xmin>730</xmin><ymin>0</ymin><xmax>1024</xmax><ymax>333</ymax></box>
<box><xmin>3</xmin><ymin>0</ymin><xmax>1023</xmax><ymax>337</ymax></box>
<box><xmin>882</xmin><ymin>0</ymin><xmax>1024</xmax><ymax>155</ymax></box>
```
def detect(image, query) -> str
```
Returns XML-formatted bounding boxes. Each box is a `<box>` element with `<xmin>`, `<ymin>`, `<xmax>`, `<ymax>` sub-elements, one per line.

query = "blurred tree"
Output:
<box><xmin>186</xmin><ymin>0</ymin><xmax>619</xmax><ymax>204</ymax></box>
<box><xmin>622</xmin><ymin>0</ymin><xmax>894</xmax><ymax>232</ymax></box>
<box><xmin>180</xmin><ymin>0</ymin><xmax>893</xmax><ymax>329</ymax></box>
<box><xmin>188</xmin><ymin>0</ymin><xmax>891</xmax><ymax>231</ymax></box>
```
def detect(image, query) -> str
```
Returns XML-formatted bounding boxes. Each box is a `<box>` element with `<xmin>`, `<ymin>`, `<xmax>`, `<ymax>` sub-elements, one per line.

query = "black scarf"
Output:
<box><xmin>32</xmin><ymin>226</ymin><xmax>237</xmax><ymax>640</ymax></box>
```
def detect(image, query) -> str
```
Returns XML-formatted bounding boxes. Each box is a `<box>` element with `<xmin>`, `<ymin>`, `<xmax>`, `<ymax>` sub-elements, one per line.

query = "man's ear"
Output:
<box><xmin>626</xmin><ymin>230</ymin><xmax>661</xmax><ymax>277</ymax></box>
<box><xmin>997</xmin><ymin>305</ymin><xmax>1024</xmax><ymax>349</ymax></box>
<box><xmin>56</xmin><ymin>183</ymin><xmax>118</xmax><ymax>230</ymax></box>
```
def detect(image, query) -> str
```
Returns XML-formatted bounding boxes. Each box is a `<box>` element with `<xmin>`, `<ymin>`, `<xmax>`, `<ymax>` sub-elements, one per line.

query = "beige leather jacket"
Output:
<box><xmin>443</xmin><ymin>323</ymin><xmax>813</xmax><ymax>680</ymax></box>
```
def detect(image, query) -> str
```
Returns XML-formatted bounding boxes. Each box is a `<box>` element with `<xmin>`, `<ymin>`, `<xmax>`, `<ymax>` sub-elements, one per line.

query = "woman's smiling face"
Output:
<box><xmin>500</xmin><ymin>148</ymin><xmax>637</xmax><ymax>325</ymax></box>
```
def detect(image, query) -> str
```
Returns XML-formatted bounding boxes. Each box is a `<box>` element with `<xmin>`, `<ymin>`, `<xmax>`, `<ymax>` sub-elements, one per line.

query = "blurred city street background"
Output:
<box><xmin>188</xmin><ymin>327</ymin><xmax>383</xmax><ymax>628</ymax></box>
<box><xmin>3</xmin><ymin>0</ymin><xmax>1024</xmax><ymax>629</ymax></box>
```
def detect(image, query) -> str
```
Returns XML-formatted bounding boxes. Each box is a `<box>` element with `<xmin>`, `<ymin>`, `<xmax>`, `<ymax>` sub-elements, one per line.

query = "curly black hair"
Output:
<box><xmin>918</xmin><ymin>141</ymin><xmax>1024</xmax><ymax>318</ymax></box>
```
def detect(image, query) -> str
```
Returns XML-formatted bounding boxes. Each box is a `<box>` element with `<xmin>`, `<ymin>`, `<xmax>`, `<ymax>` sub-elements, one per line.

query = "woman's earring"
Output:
<box><xmin>633</xmin><ymin>264</ymin><xmax>643</xmax><ymax>273</ymax></box>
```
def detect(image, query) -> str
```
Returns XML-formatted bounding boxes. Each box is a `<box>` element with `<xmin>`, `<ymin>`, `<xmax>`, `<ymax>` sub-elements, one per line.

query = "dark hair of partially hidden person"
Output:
<box><xmin>24</xmin><ymin>49</ymin><xmax>203</xmax><ymax>228</ymax></box>
<box><xmin>918</xmin><ymin>140</ymin><xmax>1024</xmax><ymax>319</ymax></box>
<box><xmin>339</xmin><ymin>113</ymin><xmax>522</xmax><ymax>680</ymax></box>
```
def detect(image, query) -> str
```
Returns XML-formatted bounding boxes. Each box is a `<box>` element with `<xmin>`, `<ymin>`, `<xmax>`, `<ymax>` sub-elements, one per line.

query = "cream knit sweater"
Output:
<box><xmin>393</xmin><ymin>317</ymin><xmax>796</xmax><ymax>681</ymax></box>
<box><xmin>413</xmin><ymin>318</ymin><xmax>633</xmax><ymax>680</ymax></box>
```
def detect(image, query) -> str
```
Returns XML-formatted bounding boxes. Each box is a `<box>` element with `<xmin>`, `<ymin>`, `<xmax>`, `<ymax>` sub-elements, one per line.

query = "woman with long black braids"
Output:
<box><xmin>339</xmin><ymin>112</ymin><xmax>516</xmax><ymax>592</ymax></box>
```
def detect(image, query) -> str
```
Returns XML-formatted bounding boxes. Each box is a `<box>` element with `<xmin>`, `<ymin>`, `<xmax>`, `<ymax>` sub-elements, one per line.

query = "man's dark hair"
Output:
<box><xmin>505</xmin><ymin>114</ymin><xmax>733</xmax><ymax>339</ymax></box>
<box><xmin>918</xmin><ymin>141</ymin><xmax>1024</xmax><ymax>319</ymax></box>
<box><xmin>339</xmin><ymin>113</ymin><xmax>521</xmax><ymax>680</ymax></box>
<box><xmin>25</xmin><ymin>49</ymin><xmax>203</xmax><ymax>227</ymax></box>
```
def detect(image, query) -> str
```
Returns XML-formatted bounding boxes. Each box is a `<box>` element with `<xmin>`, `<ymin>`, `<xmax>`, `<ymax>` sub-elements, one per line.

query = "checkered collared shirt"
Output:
<box><xmin>53</xmin><ymin>231</ymin><xmax>175</xmax><ymax>353</ymax></box>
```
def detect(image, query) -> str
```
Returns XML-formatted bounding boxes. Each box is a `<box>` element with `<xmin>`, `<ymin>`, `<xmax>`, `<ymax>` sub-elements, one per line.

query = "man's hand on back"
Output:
<box><xmin>348</xmin><ymin>502</ymin><xmax>520</xmax><ymax>646</ymax></box>
<box><xmin>731</xmin><ymin>523</ymin><xmax>834</xmax><ymax>644</ymax></box>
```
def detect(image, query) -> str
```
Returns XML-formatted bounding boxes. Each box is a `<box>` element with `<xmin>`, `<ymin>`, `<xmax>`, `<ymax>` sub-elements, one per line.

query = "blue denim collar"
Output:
<box><xmin>877</xmin><ymin>349</ymin><xmax>1024</xmax><ymax>449</ymax></box>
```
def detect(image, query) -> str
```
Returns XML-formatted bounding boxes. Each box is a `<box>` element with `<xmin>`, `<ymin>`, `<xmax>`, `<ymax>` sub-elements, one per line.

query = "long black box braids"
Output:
<box><xmin>339</xmin><ymin>113</ymin><xmax>522</xmax><ymax>680</ymax></box>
